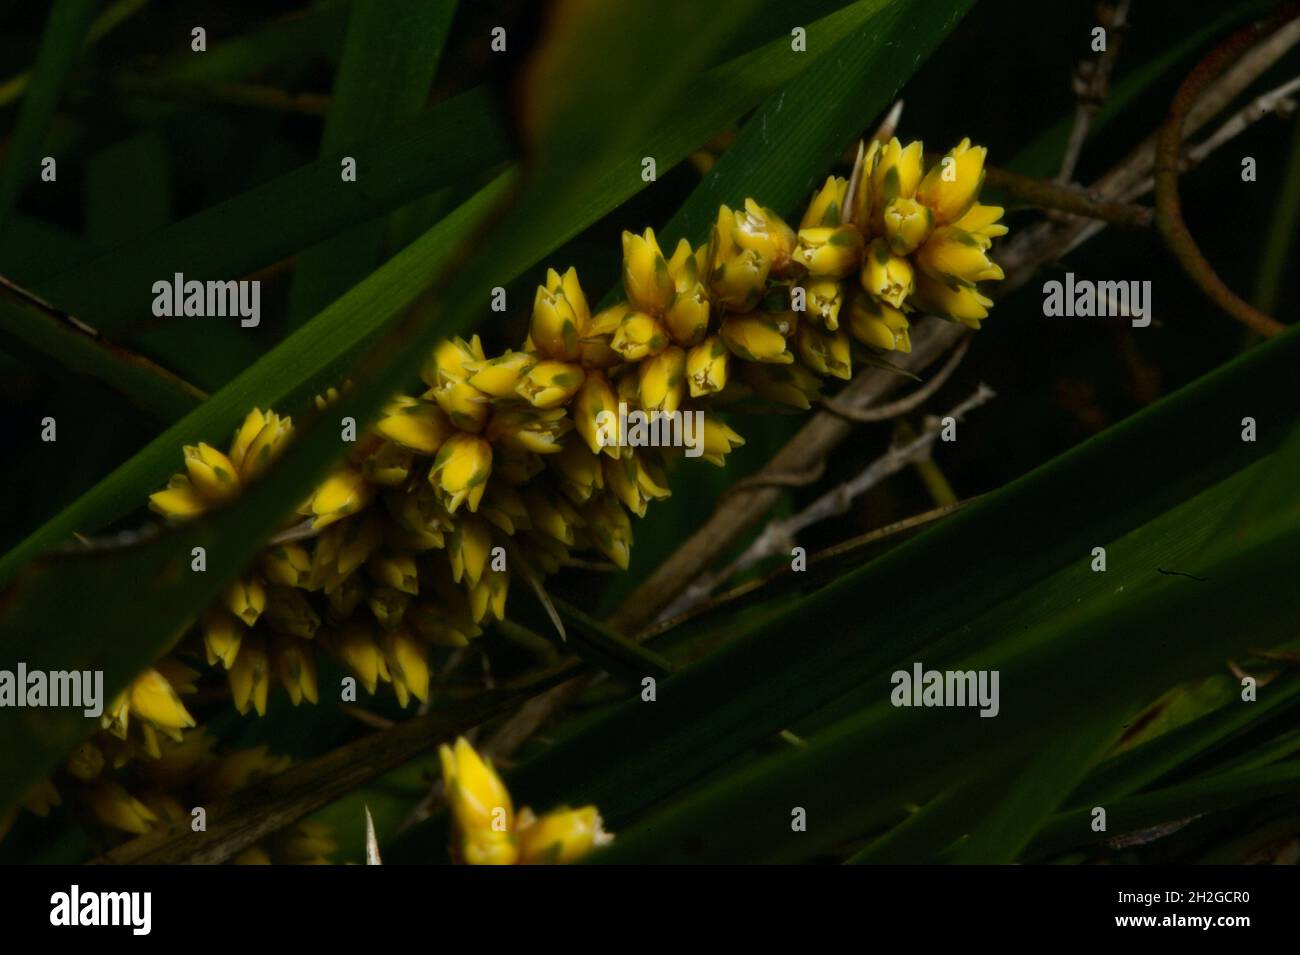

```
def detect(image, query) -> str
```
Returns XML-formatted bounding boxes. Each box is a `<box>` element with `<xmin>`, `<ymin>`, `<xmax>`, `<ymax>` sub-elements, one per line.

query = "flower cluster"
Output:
<box><xmin>5</xmin><ymin>137</ymin><xmax>1006</xmax><ymax>859</ymax></box>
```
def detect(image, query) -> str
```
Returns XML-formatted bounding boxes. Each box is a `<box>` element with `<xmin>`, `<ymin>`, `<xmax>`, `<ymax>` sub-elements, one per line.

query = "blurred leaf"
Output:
<box><xmin>0</xmin><ymin>0</ymin><xmax>99</xmax><ymax>235</ymax></box>
<box><xmin>285</xmin><ymin>0</ymin><xmax>458</xmax><ymax>326</ymax></box>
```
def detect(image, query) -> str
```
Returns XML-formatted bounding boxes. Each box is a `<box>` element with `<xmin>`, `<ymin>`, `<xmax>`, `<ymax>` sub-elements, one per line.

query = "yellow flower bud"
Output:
<box><xmin>229</xmin><ymin>636</ymin><xmax>270</xmax><ymax>716</ymax></box>
<box><xmin>84</xmin><ymin>781</ymin><xmax>157</xmax><ymax>835</ymax></box>
<box><xmin>421</xmin><ymin>335</ymin><xmax>484</xmax><ymax>389</ymax></box>
<box><xmin>882</xmin><ymin>196</ymin><xmax>934</xmax><ymax>255</ymax></box>
<box><xmin>551</xmin><ymin>435</ymin><xmax>605</xmax><ymax>503</ymax></box>
<box><xmin>429</xmin><ymin>433</ymin><xmax>492</xmax><ymax>513</ymax></box>
<box><xmin>469</xmin><ymin>569</ymin><xmax>508</xmax><ymax>624</ymax></box>
<box><xmin>733</xmin><ymin>198</ymin><xmax>797</xmax><ymax>271</ymax></box>
<box><xmin>860</xmin><ymin>238</ymin><xmax>915</xmax><ymax>309</ymax></box>
<box><xmin>440</xmin><ymin>737</ymin><xmax>516</xmax><ymax>864</ymax></box>
<box><xmin>525</xmin><ymin>486</ymin><xmax>585</xmax><ymax>544</ymax></box>
<box><xmin>517</xmin><ymin>805</ymin><xmax>612</xmax><ymax>864</ymax></box>
<box><xmin>260</xmin><ymin>542</ymin><xmax>312</xmax><ymax>587</ymax></box>
<box><xmin>515</xmin><ymin>359</ymin><xmax>585</xmax><ymax>408</ymax></box>
<box><xmin>272</xmin><ymin>637</ymin><xmax>319</xmax><ymax>706</ymax></box>
<box><xmin>847</xmin><ymin>292</ymin><xmax>912</xmax><ymax>353</ymax></box>
<box><xmin>700</xmin><ymin>416</ymin><xmax>746</xmax><ymax>467</ymax></box>
<box><xmin>485</xmin><ymin>405</ymin><xmax>570</xmax><ymax>455</ymax></box>
<box><xmin>708</xmin><ymin>205</ymin><xmax>771</xmax><ymax>311</ymax></box>
<box><xmin>850</xmin><ymin>138</ymin><xmax>881</xmax><ymax>227</ymax></box>
<box><xmin>686</xmin><ymin>335</ymin><xmax>729</xmax><ymax>397</ymax></box>
<box><xmin>431</xmin><ymin>379</ymin><xmax>490</xmax><ymax>432</ymax></box>
<box><xmin>792</xmin><ymin>225</ymin><xmax>864</xmax><ymax>279</ymax></box>
<box><xmin>129</xmin><ymin>668</ymin><xmax>196</xmax><ymax>734</ymax></box>
<box><xmin>604</xmin><ymin>453</ymin><xmax>650</xmax><ymax>517</ymax></box>
<box><xmin>801</xmin><ymin>175</ymin><xmax>849</xmax><ymax>229</ymax></box>
<box><xmin>609</xmin><ymin>309</ymin><xmax>669</xmax><ymax>362</ymax></box>
<box><xmin>330</xmin><ymin>623</ymin><xmax>390</xmax><ymax>694</ymax></box>
<box><xmin>224</xmin><ymin>575</ymin><xmax>266</xmax><ymax>627</ymax></box>
<box><xmin>375</xmin><ymin>396</ymin><xmax>453</xmax><ymax>454</ymax></box>
<box><xmin>183</xmin><ymin>442</ymin><xmax>240</xmax><ymax>502</ymax></box>
<box><xmin>638</xmin><ymin>346</ymin><xmax>686</xmax><ymax>414</ymax></box>
<box><xmin>916</xmin><ymin>138</ymin><xmax>987</xmax><ymax>226</ymax></box>
<box><xmin>915</xmin><ymin>225</ymin><xmax>1004</xmax><ymax>285</ymax></box>
<box><xmin>582</xmin><ymin>492</ymin><xmax>633</xmax><ymax>569</ymax></box>
<box><xmin>480</xmin><ymin>482</ymin><xmax>532</xmax><ymax>535</ymax></box>
<box><xmin>449</xmin><ymin>515</ymin><xmax>493</xmax><ymax>587</ymax></box>
<box><xmin>740</xmin><ymin>360</ymin><xmax>824</xmax><ymax>410</ymax></box>
<box><xmin>384</xmin><ymin>628</ymin><xmax>429</xmax><ymax>708</ymax></box>
<box><xmin>576</xmin><ymin>305</ymin><xmax>623</xmax><ymax>369</ymax></box>
<box><xmin>720</xmin><ymin>313</ymin><xmax>795</xmax><ymax>364</ymax></box>
<box><xmin>465</xmin><ymin>350</ymin><xmax>537</xmax><ymax>397</ymax></box>
<box><xmin>797</xmin><ymin>323</ymin><xmax>852</xmax><ymax>380</ymax></box>
<box><xmin>304</xmin><ymin>468</ymin><xmax>372</xmax><ymax>529</ymax></box>
<box><xmin>912</xmin><ymin>273</ymin><xmax>994</xmax><ymax>328</ymax></box>
<box><xmin>869</xmin><ymin>137</ymin><xmax>926</xmax><ymax>230</ymax></box>
<box><xmin>530</xmin><ymin>267</ymin><xmax>589</xmax><ymax>360</ymax></box>
<box><xmin>148</xmin><ymin>476</ymin><xmax>208</xmax><ymax>521</ymax></box>
<box><xmin>367</xmin><ymin>552</ymin><xmax>420</xmax><ymax>595</ymax></box>
<box><xmin>237</xmin><ymin>412</ymin><xmax>293</xmax><ymax>482</ymax></box>
<box><xmin>953</xmin><ymin>202</ymin><xmax>1008</xmax><ymax>248</ymax></box>
<box><xmin>621</xmin><ymin>228</ymin><xmax>675</xmax><ymax>314</ymax></box>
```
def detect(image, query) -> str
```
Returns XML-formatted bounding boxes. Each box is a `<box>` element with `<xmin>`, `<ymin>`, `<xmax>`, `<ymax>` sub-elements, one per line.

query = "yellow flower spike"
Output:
<box><xmin>797</xmin><ymin>323</ymin><xmax>853</xmax><ymax>380</ymax></box>
<box><xmin>384</xmin><ymin>628</ymin><xmax>430</xmax><ymax>708</ymax></box>
<box><xmin>850</xmin><ymin>138</ymin><xmax>882</xmax><ymax>227</ymax></box>
<box><xmin>609</xmin><ymin>309</ymin><xmax>670</xmax><ymax>362</ymax></box>
<box><xmin>551</xmin><ymin>435</ymin><xmax>605</xmax><ymax>503</ymax></box>
<box><xmin>638</xmin><ymin>346</ymin><xmax>686</xmax><ymax>414</ymax></box>
<box><xmin>916</xmin><ymin>137</ymin><xmax>987</xmax><ymax>226</ymax></box>
<box><xmin>733</xmin><ymin>198</ymin><xmax>797</xmax><ymax>272</ymax></box>
<box><xmin>685</xmin><ymin>335</ymin><xmax>730</xmax><ymax>397</ymax></box>
<box><xmin>953</xmin><ymin>202</ymin><xmax>1008</xmax><ymax>248</ymax></box>
<box><xmin>912</xmin><ymin>273</ymin><xmax>994</xmax><ymax>329</ymax></box>
<box><xmin>272</xmin><ymin>637</ymin><xmax>318</xmax><ymax>706</ymax></box>
<box><xmin>84</xmin><ymin>781</ymin><xmax>157</xmax><ymax>835</ymax></box>
<box><xmin>65</xmin><ymin>742</ymin><xmax>105</xmax><ymax>782</ymax></box>
<box><xmin>440</xmin><ymin>737</ymin><xmax>516</xmax><ymax>864</ymax></box>
<box><xmin>367</xmin><ymin>552</ymin><xmax>420</xmax><ymax>596</ymax></box>
<box><xmin>603</xmin><ymin>453</ymin><xmax>649</xmax><ymax>517</ymax></box>
<box><xmin>700</xmin><ymin>416</ymin><xmax>746</xmax><ymax>467</ymax></box>
<box><xmin>530</xmin><ymin>267</ymin><xmax>589</xmax><ymax>360</ymax></box>
<box><xmin>881</xmin><ymin>196</ymin><xmax>934</xmax><ymax>256</ymax></box>
<box><xmin>436</xmin><ymin>433</ymin><xmax>496</xmax><ymax>514</ymax></box>
<box><xmin>915</xmin><ymin>225</ymin><xmax>1004</xmax><ymax>285</ymax></box>
<box><xmin>860</xmin><ymin>237</ymin><xmax>915</xmax><ymax>309</ymax></box>
<box><xmin>801</xmin><ymin>175</ymin><xmax>849</xmax><ymax>229</ymax></box>
<box><xmin>792</xmin><ymin>224</ymin><xmax>864</xmax><ymax>279</ymax></box>
<box><xmin>621</xmin><ymin>228</ymin><xmax>675</xmax><ymax>315</ymax></box>
<box><xmin>708</xmin><ymin>205</ymin><xmax>771</xmax><ymax>311</ymax></box>
<box><xmin>524</xmin><ymin>486</ymin><xmax>585</xmax><ymax>544</ymax></box>
<box><xmin>740</xmin><ymin>361</ymin><xmax>824</xmax><ymax>409</ymax></box>
<box><xmin>305</xmin><ymin>468</ymin><xmax>372</xmax><ymax>529</ymax></box>
<box><xmin>465</xmin><ymin>350</ymin><xmax>537</xmax><ymax>398</ymax></box>
<box><xmin>264</xmin><ymin>586</ymin><xmax>322</xmax><ymax>639</ymax></box>
<box><xmin>582</xmin><ymin>492</ymin><xmax>633</xmax><ymax>569</ymax></box>
<box><xmin>847</xmin><ymin>291</ymin><xmax>912</xmax><ymax>353</ymax></box>
<box><xmin>720</xmin><ymin>313</ymin><xmax>795</xmax><ymax>364</ymax></box>
<box><xmin>238</xmin><ymin>412</ymin><xmax>293</xmax><ymax>483</ymax></box>
<box><xmin>421</xmin><ymin>335</ymin><xmax>485</xmax><ymax>389</ymax></box>
<box><xmin>431</xmin><ymin>379</ymin><xmax>491</xmax><ymax>432</ymax></box>
<box><xmin>129</xmin><ymin>668</ymin><xmax>196</xmax><ymax>734</ymax></box>
<box><xmin>260</xmin><ymin>542</ymin><xmax>312</xmax><ymax>588</ymax></box>
<box><xmin>374</xmin><ymin>396</ymin><xmax>453</xmax><ymax>454</ymax></box>
<box><xmin>517</xmin><ymin>805</ymin><xmax>613</xmax><ymax>864</ymax></box>
<box><xmin>515</xmin><ymin>359</ymin><xmax>585</xmax><ymax>408</ymax></box>
<box><xmin>148</xmin><ymin>476</ymin><xmax>208</xmax><ymax>520</ymax></box>
<box><xmin>183</xmin><ymin>442</ymin><xmax>241</xmax><ymax>502</ymax></box>
<box><xmin>229</xmin><ymin>636</ymin><xmax>270</xmax><ymax>716</ymax></box>
<box><xmin>448</xmin><ymin>515</ymin><xmax>493</xmax><ymax>587</ymax></box>
<box><xmin>869</xmin><ymin>138</ymin><xmax>926</xmax><ymax>227</ymax></box>
<box><xmin>485</xmin><ymin>406</ymin><xmax>570</xmax><ymax>455</ymax></box>
<box><xmin>330</xmin><ymin>623</ymin><xmax>390</xmax><ymax>695</ymax></box>
<box><xmin>224</xmin><ymin>575</ymin><xmax>266</xmax><ymax>627</ymax></box>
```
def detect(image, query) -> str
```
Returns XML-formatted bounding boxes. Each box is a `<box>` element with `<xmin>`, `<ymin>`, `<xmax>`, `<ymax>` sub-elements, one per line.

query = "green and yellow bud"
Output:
<box><xmin>582</xmin><ymin>493</ymin><xmax>633</xmax><ymax>569</ymax></box>
<box><xmin>686</xmin><ymin>335</ymin><xmax>730</xmax><ymax>397</ymax></box>
<box><xmin>797</xmin><ymin>323</ymin><xmax>852</xmax><ymax>380</ymax></box>
<box><xmin>720</xmin><ymin>313</ymin><xmax>795</xmax><ymax>364</ymax></box>
<box><xmin>868</xmin><ymin>137</ymin><xmax>926</xmax><ymax>230</ymax></box>
<box><xmin>260</xmin><ymin>543</ymin><xmax>312</xmax><ymax>588</ymax></box>
<box><xmin>224</xmin><ymin>575</ymin><xmax>266</xmax><ymax>627</ymax></box>
<box><xmin>638</xmin><ymin>346</ymin><xmax>686</xmax><ymax>414</ymax></box>
<box><xmin>272</xmin><ymin>638</ymin><xmax>319</xmax><ymax>706</ymax></box>
<box><xmin>429</xmin><ymin>433</ymin><xmax>492</xmax><ymax>514</ymax></box>
<box><xmin>485</xmin><ymin>405</ymin><xmax>570</xmax><ymax>455</ymax></box>
<box><xmin>801</xmin><ymin>175</ymin><xmax>849</xmax><ymax>229</ymax></box>
<box><xmin>733</xmin><ymin>198</ymin><xmax>797</xmax><ymax>271</ymax></box>
<box><xmin>882</xmin><ymin>196</ymin><xmax>934</xmax><ymax>256</ymax></box>
<box><xmin>465</xmin><ymin>350</ymin><xmax>537</xmax><ymax>398</ymax></box>
<box><xmin>622</xmin><ymin>228</ymin><xmax>674</xmax><ymax>315</ymax></box>
<box><xmin>792</xmin><ymin>225</ymin><xmax>864</xmax><ymax>279</ymax></box>
<box><xmin>700</xmin><ymin>417</ymin><xmax>746</xmax><ymax>467</ymax></box>
<box><xmin>229</xmin><ymin>636</ymin><xmax>270</xmax><ymax>716</ymax></box>
<box><xmin>375</xmin><ymin>396</ymin><xmax>453</xmax><ymax>454</ymax></box>
<box><xmin>530</xmin><ymin>267</ymin><xmax>589</xmax><ymax>360</ymax></box>
<box><xmin>708</xmin><ymin>205</ymin><xmax>771</xmax><ymax>311</ymax></box>
<box><xmin>860</xmin><ymin>238</ymin><xmax>915</xmax><ymax>309</ymax></box>
<box><xmin>915</xmin><ymin>225</ymin><xmax>1004</xmax><ymax>285</ymax></box>
<box><xmin>953</xmin><ymin>202</ymin><xmax>1008</xmax><ymax>248</ymax></box>
<box><xmin>515</xmin><ymin>359</ymin><xmax>585</xmax><ymax>408</ymax></box>
<box><xmin>384</xmin><ymin>628</ymin><xmax>430</xmax><ymax>708</ymax></box>
<box><xmin>847</xmin><ymin>291</ymin><xmax>911</xmax><ymax>353</ymax></box>
<box><xmin>517</xmin><ymin>805</ymin><xmax>612</xmax><ymax>864</ymax></box>
<box><xmin>916</xmin><ymin>138</ymin><xmax>987</xmax><ymax>225</ymax></box>
<box><xmin>129</xmin><ymin>668</ymin><xmax>196</xmax><ymax>735</ymax></box>
<box><xmin>303</xmin><ymin>467</ymin><xmax>372</xmax><ymax>529</ymax></box>
<box><xmin>183</xmin><ymin>442</ymin><xmax>240</xmax><ymax>503</ymax></box>
<box><xmin>912</xmin><ymin>273</ymin><xmax>994</xmax><ymax>328</ymax></box>
<box><xmin>440</xmin><ymin>737</ymin><xmax>516</xmax><ymax>866</ymax></box>
<box><xmin>609</xmin><ymin>309</ymin><xmax>669</xmax><ymax>362</ymax></box>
